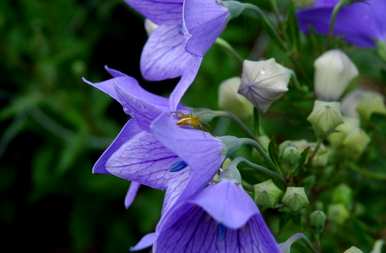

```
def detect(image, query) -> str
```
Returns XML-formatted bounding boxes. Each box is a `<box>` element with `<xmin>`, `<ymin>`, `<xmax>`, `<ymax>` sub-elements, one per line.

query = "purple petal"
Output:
<box><xmin>169</xmin><ymin>57</ymin><xmax>202</xmax><ymax>110</ymax></box>
<box><xmin>125</xmin><ymin>0</ymin><xmax>182</xmax><ymax>25</ymax></box>
<box><xmin>190</xmin><ymin>180</ymin><xmax>259</xmax><ymax>229</ymax></box>
<box><xmin>83</xmin><ymin>68</ymin><xmax>170</xmax><ymax>109</ymax></box>
<box><xmin>106</xmin><ymin>131</ymin><xmax>179</xmax><ymax>189</ymax></box>
<box><xmin>114</xmin><ymin>86</ymin><xmax>165</xmax><ymax>131</ymax></box>
<box><xmin>156</xmin><ymin>182</ymin><xmax>281</xmax><ymax>253</ymax></box>
<box><xmin>297</xmin><ymin>2</ymin><xmax>380</xmax><ymax>47</ymax></box>
<box><xmin>131</xmin><ymin>232</ymin><xmax>156</xmax><ymax>251</ymax></box>
<box><xmin>151</xmin><ymin>113</ymin><xmax>224</xmax><ymax>203</ymax></box>
<box><xmin>92</xmin><ymin>119</ymin><xmax>141</xmax><ymax>174</ymax></box>
<box><xmin>370</xmin><ymin>0</ymin><xmax>386</xmax><ymax>40</ymax></box>
<box><xmin>162</xmin><ymin>169</ymin><xmax>190</xmax><ymax>214</ymax></box>
<box><xmin>104</xmin><ymin>65</ymin><xmax>126</xmax><ymax>77</ymax></box>
<box><xmin>140</xmin><ymin>24</ymin><xmax>200</xmax><ymax>81</ymax></box>
<box><xmin>314</xmin><ymin>0</ymin><xmax>338</xmax><ymax>7</ymax></box>
<box><xmin>124</xmin><ymin>181</ymin><xmax>141</xmax><ymax>209</ymax></box>
<box><xmin>183</xmin><ymin>0</ymin><xmax>229</xmax><ymax>56</ymax></box>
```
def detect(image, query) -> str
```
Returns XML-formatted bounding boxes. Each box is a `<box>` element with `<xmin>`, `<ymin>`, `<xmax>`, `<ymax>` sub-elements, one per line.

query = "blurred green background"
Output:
<box><xmin>1</xmin><ymin>0</ymin><xmax>386</xmax><ymax>252</ymax></box>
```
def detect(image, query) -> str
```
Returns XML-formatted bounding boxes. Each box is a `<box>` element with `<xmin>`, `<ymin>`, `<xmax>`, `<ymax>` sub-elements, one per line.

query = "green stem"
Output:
<box><xmin>231</xmin><ymin>157</ymin><xmax>285</xmax><ymax>184</ymax></box>
<box><xmin>329</xmin><ymin>0</ymin><xmax>346</xmax><ymax>37</ymax></box>
<box><xmin>212</xmin><ymin>110</ymin><xmax>256</xmax><ymax>139</ymax></box>
<box><xmin>242</xmin><ymin>180</ymin><xmax>254</xmax><ymax>192</ymax></box>
<box><xmin>240</xmin><ymin>138</ymin><xmax>284</xmax><ymax>177</ymax></box>
<box><xmin>30</xmin><ymin>108</ymin><xmax>110</xmax><ymax>149</ymax></box>
<box><xmin>348</xmin><ymin>164</ymin><xmax>386</xmax><ymax>181</ymax></box>
<box><xmin>215</xmin><ymin>38</ymin><xmax>243</xmax><ymax>63</ymax></box>
<box><xmin>242</xmin><ymin>3</ymin><xmax>287</xmax><ymax>51</ymax></box>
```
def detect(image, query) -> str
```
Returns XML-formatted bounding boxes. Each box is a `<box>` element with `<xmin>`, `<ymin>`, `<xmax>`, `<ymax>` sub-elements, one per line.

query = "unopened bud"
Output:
<box><xmin>344</xmin><ymin>246</ymin><xmax>363</xmax><ymax>253</ymax></box>
<box><xmin>308</xmin><ymin>100</ymin><xmax>344</xmax><ymax>137</ymax></box>
<box><xmin>329</xmin><ymin>117</ymin><xmax>370</xmax><ymax>158</ymax></box>
<box><xmin>314</xmin><ymin>49</ymin><xmax>358</xmax><ymax>101</ymax></box>
<box><xmin>356</xmin><ymin>92</ymin><xmax>386</xmax><ymax>120</ymax></box>
<box><xmin>144</xmin><ymin>19</ymin><xmax>158</xmax><ymax>35</ymax></box>
<box><xmin>238</xmin><ymin>59</ymin><xmax>291</xmax><ymax>113</ymax></box>
<box><xmin>328</xmin><ymin>203</ymin><xmax>350</xmax><ymax>224</ymax></box>
<box><xmin>218</xmin><ymin>77</ymin><xmax>253</xmax><ymax>119</ymax></box>
<box><xmin>310</xmin><ymin>210</ymin><xmax>327</xmax><ymax>233</ymax></box>
<box><xmin>332</xmin><ymin>184</ymin><xmax>353</xmax><ymax>208</ymax></box>
<box><xmin>279</xmin><ymin>140</ymin><xmax>304</xmax><ymax>166</ymax></box>
<box><xmin>282</xmin><ymin>187</ymin><xmax>309</xmax><ymax>212</ymax></box>
<box><xmin>254</xmin><ymin>179</ymin><xmax>283</xmax><ymax>208</ymax></box>
<box><xmin>371</xmin><ymin>240</ymin><xmax>384</xmax><ymax>253</ymax></box>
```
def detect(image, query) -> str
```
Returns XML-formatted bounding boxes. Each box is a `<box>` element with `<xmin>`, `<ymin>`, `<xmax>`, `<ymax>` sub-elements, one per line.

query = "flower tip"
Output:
<box><xmin>81</xmin><ymin>76</ymin><xmax>93</xmax><ymax>85</ymax></box>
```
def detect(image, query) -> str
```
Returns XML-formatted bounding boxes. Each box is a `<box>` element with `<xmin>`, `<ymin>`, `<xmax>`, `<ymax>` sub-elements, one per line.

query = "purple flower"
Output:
<box><xmin>125</xmin><ymin>0</ymin><xmax>230</xmax><ymax>110</ymax></box>
<box><xmin>151</xmin><ymin>179</ymin><xmax>282</xmax><ymax>253</ymax></box>
<box><xmin>83</xmin><ymin>67</ymin><xmax>224</xmax><ymax>209</ymax></box>
<box><xmin>297</xmin><ymin>0</ymin><xmax>386</xmax><ymax>47</ymax></box>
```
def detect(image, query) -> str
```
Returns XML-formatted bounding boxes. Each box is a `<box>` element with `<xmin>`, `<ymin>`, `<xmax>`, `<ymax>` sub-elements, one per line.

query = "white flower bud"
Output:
<box><xmin>218</xmin><ymin>77</ymin><xmax>253</xmax><ymax>119</ymax></box>
<box><xmin>344</xmin><ymin>246</ymin><xmax>363</xmax><ymax>253</ymax></box>
<box><xmin>342</xmin><ymin>89</ymin><xmax>386</xmax><ymax>119</ymax></box>
<box><xmin>144</xmin><ymin>19</ymin><xmax>158</xmax><ymax>35</ymax></box>
<box><xmin>238</xmin><ymin>59</ymin><xmax>291</xmax><ymax>113</ymax></box>
<box><xmin>314</xmin><ymin>49</ymin><xmax>358</xmax><ymax>101</ymax></box>
<box><xmin>307</xmin><ymin>100</ymin><xmax>344</xmax><ymax>137</ymax></box>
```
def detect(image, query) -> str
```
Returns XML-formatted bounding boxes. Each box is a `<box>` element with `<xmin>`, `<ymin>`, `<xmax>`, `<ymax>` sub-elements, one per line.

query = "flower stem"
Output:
<box><xmin>328</xmin><ymin>0</ymin><xmax>346</xmax><ymax>37</ymax></box>
<box><xmin>240</xmin><ymin>138</ymin><xmax>284</xmax><ymax>177</ymax></box>
<box><xmin>348</xmin><ymin>164</ymin><xmax>386</xmax><ymax>181</ymax></box>
<box><xmin>230</xmin><ymin>157</ymin><xmax>285</xmax><ymax>184</ymax></box>
<box><xmin>242</xmin><ymin>3</ymin><xmax>287</xmax><ymax>51</ymax></box>
<box><xmin>212</xmin><ymin>110</ymin><xmax>256</xmax><ymax>139</ymax></box>
<box><xmin>215</xmin><ymin>38</ymin><xmax>243</xmax><ymax>63</ymax></box>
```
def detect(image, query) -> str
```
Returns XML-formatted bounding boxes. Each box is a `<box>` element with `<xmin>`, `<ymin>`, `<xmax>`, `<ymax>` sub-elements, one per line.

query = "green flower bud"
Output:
<box><xmin>254</xmin><ymin>179</ymin><xmax>283</xmax><ymax>208</ymax></box>
<box><xmin>356</xmin><ymin>91</ymin><xmax>386</xmax><ymax>121</ymax></box>
<box><xmin>329</xmin><ymin>117</ymin><xmax>370</xmax><ymax>158</ymax></box>
<box><xmin>279</xmin><ymin>141</ymin><xmax>303</xmax><ymax>166</ymax></box>
<box><xmin>311</xmin><ymin>145</ymin><xmax>331</xmax><ymax>168</ymax></box>
<box><xmin>344</xmin><ymin>246</ymin><xmax>363</xmax><ymax>253</ymax></box>
<box><xmin>342</xmin><ymin>89</ymin><xmax>386</xmax><ymax>119</ymax></box>
<box><xmin>328</xmin><ymin>203</ymin><xmax>350</xmax><ymax>224</ymax></box>
<box><xmin>328</xmin><ymin>117</ymin><xmax>360</xmax><ymax>146</ymax></box>
<box><xmin>332</xmin><ymin>184</ymin><xmax>353</xmax><ymax>208</ymax></box>
<box><xmin>314</xmin><ymin>49</ymin><xmax>358</xmax><ymax>101</ymax></box>
<box><xmin>282</xmin><ymin>187</ymin><xmax>309</xmax><ymax>212</ymax></box>
<box><xmin>310</xmin><ymin>210</ymin><xmax>327</xmax><ymax>233</ymax></box>
<box><xmin>218</xmin><ymin>77</ymin><xmax>254</xmax><ymax>119</ymax></box>
<box><xmin>308</xmin><ymin>100</ymin><xmax>344</xmax><ymax>137</ymax></box>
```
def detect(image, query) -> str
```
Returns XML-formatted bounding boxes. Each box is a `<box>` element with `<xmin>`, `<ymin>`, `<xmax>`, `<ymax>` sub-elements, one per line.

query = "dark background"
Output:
<box><xmin>2</xmin><ymin>1</ymin><xmax>386</xmax><ymax>252</ymax></box>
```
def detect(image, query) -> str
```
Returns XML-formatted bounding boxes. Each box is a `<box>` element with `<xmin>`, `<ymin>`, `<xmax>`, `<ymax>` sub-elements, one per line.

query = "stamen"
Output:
<box><xmin>169</xmin><ymin>160</ymin><xmax>188</xmax><ymax>172</ymax></box>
